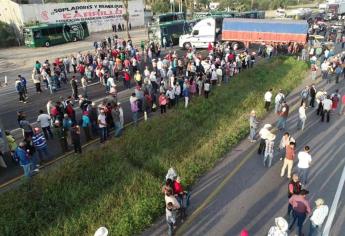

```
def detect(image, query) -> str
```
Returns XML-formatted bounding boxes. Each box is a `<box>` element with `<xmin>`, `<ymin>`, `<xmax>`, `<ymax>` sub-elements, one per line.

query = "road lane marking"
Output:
<box><xmin>322</xmin><ymin>164</ymin><xmax>345</xmax><ymax>236</ymax></box>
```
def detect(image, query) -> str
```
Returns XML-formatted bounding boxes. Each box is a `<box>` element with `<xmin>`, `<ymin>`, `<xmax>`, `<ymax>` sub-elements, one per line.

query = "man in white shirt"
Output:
<box><xmin>321</xmin><ymin>95</ymin><xmax>332</xmax><ymax>122</ymax></box>
<box><xmin>297</xmin><ymin>103</ymin><xmax>307</xmax><ymax>131</ymax></box>
<box><xmin>98</xmin><ymin>108</ymin><xmax>107</xmax><ymax>143</ymax></box>
<box><xmin>297</xmin><ymin>146</ymin><xmax>312</xmax><ymax>186</ymax></box>
<box><xmin>309</xmin><ymin>198</ymin><xmax>329</xmax><ymax>236</ymax></box>
<box><xmin>37</xmin><ymin>110</ymin><xmax>53</xmax><ymax>140</ymax></box>
<box><xmin>320</xmin><ymin>61</ymin><xmax>329</xmax><ymax>80</ymax></box>
<box><xmin>264</xmin><ymin>89</ymin><xmax>273</xmax><ymax>111</ymax></box>
<box><xmin>274</xmin><ymin>89</ymin><xmax>285</xmax><ymax>114</ymax></box>
<box><xmin>216</xmin><ymin>67</ymin><xmax>223</xmax><ymax>86</ymax></box>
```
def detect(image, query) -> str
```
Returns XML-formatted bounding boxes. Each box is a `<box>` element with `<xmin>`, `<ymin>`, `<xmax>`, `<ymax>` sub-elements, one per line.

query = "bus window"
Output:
<box><xmin>42</xmin><ymin>29</ymin><xmax>50</xmax><ymax>36</ymax></box>
<box><xmin>162</xmin><ymin>27</ymin><xmax>168</xmax><ymax>36</ymax></box>
<box><xmin>55</xmin><ymin>27</ymin><xmax>63</xmax><ymax>34</ymax></box>
<box><xmin>33</xmin><ymin>30</ymin><xmax>41</xmax><ymax>39</ymax></box>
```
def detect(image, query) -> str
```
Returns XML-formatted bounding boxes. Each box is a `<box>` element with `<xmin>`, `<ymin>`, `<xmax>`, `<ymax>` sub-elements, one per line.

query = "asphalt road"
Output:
<box><xmin>142</xmin><ymin>76</ymin><xmax>345</xmax><ymax>236</ymax></box>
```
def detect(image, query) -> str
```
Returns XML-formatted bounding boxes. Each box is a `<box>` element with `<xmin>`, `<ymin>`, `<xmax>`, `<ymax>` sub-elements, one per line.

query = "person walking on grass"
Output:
<box><xmin>263</xmin><ymin>133</ymin><xmax>275</xmax><ymax>168</ymax></box>
<box><xmin>309</xmin><ymin>198</ymin><xmax>329</xmax><ymax>236</ymax></box>
<box><xmin>288</xmin><ymin>189</ymin><xmax>311</xmax><ymax>236</ymax></box>
<box><xmin>183</xmin><ymin>84</ymin><xmax>190</xmax><ymax>108</ymax></box>
<box><xmin>321</xmin><ymin>95</ymin><xmax>332</xmax><ymax>122</ymax></box>
<box><xmin>280</xmin><ymin>142</ymin><xmax>296</xmax><ymax>179</ymax></box>
<box><xmin>297</xmin><ymin>103</ymin><xmax>307</xmax><ymax>131</ymax></box>
<box><xmin>204</xmin><ymin>79</ymin><xmax>211</xmax><ymax>98</ymax></box>
<box><xmin>264</xmin><ymin>88</ymin><xmax>273</xmax><ymax>111</ymax></box>
<box><xmin>130</xmin><ymin>93</ymin><xmax>139</xmax><ymax>125</ymax></box>
<box><xmin>159</xmin><ymin>92</ymin><xmax>167</xmax><ymax>114</ymax></box>
<box><xmin>297</xmin><ymin>146</ymin><xmax>312</xmax><ymax>186</ymax></box>
<box><xmin>248</xmin><ymin>110</ymin><xmax>259</xmax><ymax>142</ymax></box>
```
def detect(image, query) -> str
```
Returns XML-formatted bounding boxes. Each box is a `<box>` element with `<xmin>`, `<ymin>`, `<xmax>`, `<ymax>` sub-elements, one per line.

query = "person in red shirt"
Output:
<box><xmin>77</xmin><ymin>63</ymin><xmax>85</xmax><ymax>76</ymax></box>
<box><xmin>123</xmin><ymin>69</ymin><xmax>131</xmax><ymax>89</ymax></box>
<box><xmin>339</xmin><ymin>94</ymin><xmax>345</xmax><ymax>115</ymax></box>
<box><xmin>173</xmin><ymin>177</ymin><xmax>183</xmax><ymax>195</ymax></box>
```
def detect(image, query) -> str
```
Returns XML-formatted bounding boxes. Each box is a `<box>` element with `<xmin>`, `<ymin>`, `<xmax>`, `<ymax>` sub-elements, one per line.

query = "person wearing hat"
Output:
<box><xmin>274</xmin><ymin>89</ymin><xmax>285</xmax><ymax>114</ymax></box>
<box><xmin>264</xmin><ymin>133</ymin><xmax>275</xmax><ymax>168</ymax></box>
<box><xmin>258</xmin><ymin>124</ymin><xmax>273</xmax><ymax>155</ymax></box>
<box><xmin>267</xmin><ymin>217</ymin><xmax>288</xmax><ymax>236</ymax></box>
<box><xmin>249</xmin><ymin>110</ymin><xmax>259</xmax><ymax>142</ymax></box>
<box><xmin>309</xmin><ymin>198</ymin><xmax>329</xmax><ymax>236</ymax></box>
<box><xmin>94</xmin><ymin>226</ymin><xmax>108</xmax><ymax>236</ymax></box>
<box><xmin>288</xmin><ymin>189</ymin><xmax>311</xmax><ymax>236</ymax></box>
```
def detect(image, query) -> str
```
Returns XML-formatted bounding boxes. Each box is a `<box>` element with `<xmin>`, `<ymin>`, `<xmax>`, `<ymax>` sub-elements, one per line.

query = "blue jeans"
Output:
<box><xmin>21</xmin><ymin>163</ymin><xmax>32</xmax><ymax>177</ymax></box>
<box><xmin>298</xmin><ymin>167</ymin><xmax>309</xmax><ymax>185</ymax></box>
<box><xmin>249</xmin><ymin>127</ymin><xmax>256</xmax><ymax>140</ymax></box>
<box><xmin>289</xmin><ymin>210</ymin><xmax>306</xmax><ymax>236</ymax></box>
<box><xmin>297</xmin><ymin>117</ymin><xmax>306</xmax><ymax>131</ymax></box>
<box><xmin>132</xmin><ymin>112</ymin><xmax>138</xmax><ymax>125</ymax></box>
<box><xmin>99</xmin><ymin>127</ymin><xmax>107</xmax><ymax>143</ymax></box>
<box><xmin>114</xmin><ymin>121</ymin><xmax>122</xmax><ymax>137</ymax></box>
<box><xmin>37</xmin><ymin>146</ymin><xmax>50</xmax><ymax>161</ymax></box>
<box><xmin>309</xmin><ymin>222</ymin><xmax>321</xmax><ymax>236</ymax></box>
<box><xmin>167</xmin><ymin>221</ymin><xmax>174</xmax><ymax>236</ymax></box>
<box><xmin>277</xmin><ymin>117</ymin><xmax>287</xmax><ymax>130</ymax></box>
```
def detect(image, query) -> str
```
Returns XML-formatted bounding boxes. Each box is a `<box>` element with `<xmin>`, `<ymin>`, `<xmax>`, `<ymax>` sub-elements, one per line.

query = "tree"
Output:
<box><xmin>0</xmin><ymin>21</ymin><xmax>17</xmax><ymax>48</ymax></box>
<box><xmin>151</xmin><ymin>1</ymin><xmax>170</xmax><ymax>13</ymax></box>
<box><xmin>122</xmin><ymin>0</ymin><xmax>130</xmax><ymax>39</ymax></box>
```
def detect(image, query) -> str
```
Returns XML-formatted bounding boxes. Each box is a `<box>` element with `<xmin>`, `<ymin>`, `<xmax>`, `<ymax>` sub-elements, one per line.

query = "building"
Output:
<box><xmin>0</xmin><ymin>0</ymin><xmax>145</xmax><ymax>36</ymax></box>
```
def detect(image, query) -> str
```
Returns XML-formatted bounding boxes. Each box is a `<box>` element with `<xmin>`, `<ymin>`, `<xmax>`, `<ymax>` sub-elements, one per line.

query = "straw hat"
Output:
<box><xmin>94</xmin><ymin>227</ymin><xmax>108</xmax><ymax>236</ymax></box>
<box><xmin>315</xmin><ymin>198</ymin><xmax>325</xmax><ymax>206</ymax></box>
<box><xmin>263</xmin><ymin>124</ymin><xmax>272</xmax><ymax>129</ymax></box>
<box><xmin>275</xmin><ymin>217</ymin><xmax>288</xmax><ymax>232</ymax></box>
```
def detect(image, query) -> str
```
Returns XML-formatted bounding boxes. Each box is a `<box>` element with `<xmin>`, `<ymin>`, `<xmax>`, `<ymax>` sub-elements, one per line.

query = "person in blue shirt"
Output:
<box><xmin>15</xmin><ymin>142</ymin><xmax>32</xmax><ymax>177</ymax></box>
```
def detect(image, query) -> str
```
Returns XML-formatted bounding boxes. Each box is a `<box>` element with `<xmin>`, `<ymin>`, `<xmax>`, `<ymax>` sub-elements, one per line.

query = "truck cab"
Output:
<box><xmin>179</xmin><ymin>18</ymin><xmax>217</xmax><ymax>49</ymax></box>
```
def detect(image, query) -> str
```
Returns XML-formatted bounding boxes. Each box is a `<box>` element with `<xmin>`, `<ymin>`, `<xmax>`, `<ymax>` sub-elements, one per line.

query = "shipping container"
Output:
<box><xmin>222</xmin><ymin>18</ymin><xmax>309</xmax><ymax>43</ymax></box>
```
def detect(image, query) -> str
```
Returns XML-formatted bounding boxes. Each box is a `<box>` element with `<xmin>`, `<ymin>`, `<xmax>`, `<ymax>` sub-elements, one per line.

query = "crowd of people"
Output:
<box><xmin>244</xmin><ymin>50</ymin><xmax>344</xmax><ymax>235</ymax></box>
<box><xmin>1</xmin><ymin>19</ymin><xmax>344</xmax><ymax>236</ymax></box>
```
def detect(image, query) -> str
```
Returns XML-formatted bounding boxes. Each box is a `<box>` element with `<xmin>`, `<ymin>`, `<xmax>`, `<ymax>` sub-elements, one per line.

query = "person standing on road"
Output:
<box><xmin>267</xmin><ymin>217</ymin><xmax>288</xmax><ymax>236</ymax></box>
<box><xmin>70</xmin><ymin>76</ymin><xmax>78</xmax><ymax>101</ymax></box>
<box><xmin>32</xmin><ymin>127</ymin><xmax>50</xmax><ymax>162</ymax></box>
<box><xmin>297</xmin><ymin>103</ymin><xmax>307</xmax><ymax>131</ymax></box>
<box><xmin>263</xmin><ymin>133</ymin><xmax>275</xmax><ymax>168</ymax></box>
<box><xmin>300</xmin><ymin>86</ymin><xmax>309</xmax><ymax>107</ymax></box>
<box><xmin>32</xmin><ymin>69</ymin><xmax>42</xmax><ymax>93</ymax></box>
<box><xmin>18</xmin><ymin>75</ymin><xmax>28</xmax><ymax>97</ymax></box>
<box><xmin>309</xmin><ymin>198</ymin><xmax>329</xmax><ymax>236</ymax></box>
<box><xmin>288</xmin><ymin>189</ymin><xmax>311</xmax><ymax>236</ymax></box>
<box><xmin>321</xmin><ymin>95</ymin><xmax>332</xmax><ymax>122</ymax></box>
<box><xmin>112</xmin><ymin>104</ymin><xmax>121</xmax><ymax>137</ymax></box>
<box><xmin>15</xmin><ymin>142</ymin><xmax>33</xmax><ymax>177</ymax></box>
<box><xmin>166</xmin><ymin>202</ymin><xmax>177</xmax><ymax>236</ymax></box>
<box><xmin>280</xmin><ymin>142</ymin><xmax>296</xmax><ymax>179</ymax></box>
<box><xmin>274</xmin><ymin>89</ymin><xmax>285</xmax><ymax>114</ymax></box>
<box><xmin>316</xmin><ymin>89</ymin><xmax>327</xmax><ymax>116</ymax></box>
<box><xmin>15</xmin><ymin>77</ymin><xmax>27</xmax><ymax>103</ymax></box>
<box><xmin>53</xmin><ymin>120</ymin><xmax>68</xmax><ymax>153</ymax></box>
<box><xmin>339</xmin><ymin>93</ymin><xmax>345</xmax><ymax>115</ymax></box>
<box><xmin>287</xmin><ymin>174</ymin><xmax>302</xmax><ymax>218</ymax></box>
<box><xmin>19</xmin><ymin>115</ymin><xmax>33</xmax><ymax>139</ymax></box>
<box><xmin>309</xmin><ymin>84</ymin><xmax>316</xmax><ymax>108</ymax></box>
<box><xmin>264</xmin><ymin>88</ymin><xmax>273</xmax><ymax>111</ymax></box>
<box><xmin>81</xmin><ymin>111</ymin><xmax>91</xmax><ymax>141</ymax></box>
<box><xmin>37</xmin><ymin>110</ymin><xmax>54</xmax><ymax>140</ymax></box>
<box><xmin>258</xmin><ymin>124</ymin><xmax>273</xmax><ymax>155</ymax></box>
<box><xmin>248</xmin><ymin>110</ymin><xmax>259</xmax><ymax>142</ymax></box>
<box><xmin>70</xmin><ymin>125</ymin><xmax>82</xmax><ymax>154</ymax></box>
<box><xmin>297</xmin><ymin>146</ymin><xmax>312</xmax><ymax>186</ymax></box>
<box><xmin>81</xmin><ymin>76</ymin><xmax>88</xmax><ymax>98</ymax></box>
<box><xmin>98</xmin><ymin>108</ymin><xmax>108</xmax><ymax>143</ymax></box>
<box><xmin>331</xmin><ymin>89</ymin><xmax>340</xmax><ymax>112</ymax></box>
<box><xmin>277</xmin><ymin>101</ymin><xmax>289</xmax><ymax>130</ymax></box>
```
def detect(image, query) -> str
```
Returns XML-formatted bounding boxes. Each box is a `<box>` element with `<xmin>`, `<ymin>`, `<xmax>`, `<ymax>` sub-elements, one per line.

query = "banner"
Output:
<box><xmin>21</xmin><ymin>1</ymin><xmax>144</xmax><ymax>32</ymax></box>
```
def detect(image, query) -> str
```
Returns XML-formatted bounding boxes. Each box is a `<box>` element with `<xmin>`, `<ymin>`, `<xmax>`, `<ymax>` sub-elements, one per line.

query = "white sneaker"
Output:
<box><xmin>33</xmin><ymin>168</ymin><xmax>39</xmax><ymax>172</ymax></box>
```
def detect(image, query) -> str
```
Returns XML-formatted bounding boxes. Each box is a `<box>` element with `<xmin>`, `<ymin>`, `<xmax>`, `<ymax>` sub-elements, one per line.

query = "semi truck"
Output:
<box><xmin>179</xmin><ymin>18</ymin><xmax>309</xmax><ymax>49</ymax></box>
<box><xmin>319</xmin><ymin>1</ymin><xmax>345</xmax><ymax>20</ymax></box>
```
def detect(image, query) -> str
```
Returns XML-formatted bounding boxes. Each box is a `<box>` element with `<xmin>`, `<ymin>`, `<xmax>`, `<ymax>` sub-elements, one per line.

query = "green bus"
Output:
<box><xmin>23</xmin><ymin>22</ymin><xmax>89</xmax><ymax>48</ymax></box>
<box><xmin>148</xmin><ymin>20</ymin><xmax>193</xmax><ymax>46</ymax></box>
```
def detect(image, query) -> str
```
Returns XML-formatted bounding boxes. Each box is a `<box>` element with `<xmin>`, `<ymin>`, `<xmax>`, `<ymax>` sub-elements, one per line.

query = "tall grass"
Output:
<box><xmin>0</xmin><ymin>57</ymin><xmax>308</xmax><ymax>236</ymax></box>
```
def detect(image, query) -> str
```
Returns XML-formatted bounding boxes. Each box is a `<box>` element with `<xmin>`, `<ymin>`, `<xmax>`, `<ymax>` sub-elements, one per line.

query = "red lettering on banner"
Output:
<box><xmin>91</xmin><ymin>11</ymin><xmax>101</xmax><ymax>17</ymax></box>
<box><xmin>63</xmin><ymin>13</ymin><xmax>72</xmax><ymax>19</ymax></box>
<box><xmin>74</xmin><ymin>12</ymin><xmax>83</xmax><ymax>18</ymax></box>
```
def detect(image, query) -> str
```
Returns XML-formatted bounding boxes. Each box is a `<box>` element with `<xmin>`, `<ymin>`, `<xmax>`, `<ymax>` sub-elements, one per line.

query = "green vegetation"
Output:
<box><xmin>0</xmin><ymin>57</ymin><xmax>308</xmax><ymax>236</ymax></box>
<box><xmin>0</xmin><ymin>21</ymin><xmax>18</xmax><ymax>48</ymax></box>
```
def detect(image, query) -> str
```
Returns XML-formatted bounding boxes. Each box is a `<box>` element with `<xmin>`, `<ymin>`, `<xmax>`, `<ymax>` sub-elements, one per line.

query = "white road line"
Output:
<box><xmin>322</xmin><ymin>164</ymin><xmax>345</xmax><ymax>236</ymax></box>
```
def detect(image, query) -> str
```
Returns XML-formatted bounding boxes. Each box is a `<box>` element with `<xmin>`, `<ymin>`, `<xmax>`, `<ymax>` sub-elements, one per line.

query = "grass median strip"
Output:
<box><xmin>0</xmin><ymin>57</ymin><xmax>308</xmax><ymax>236</ymax></box>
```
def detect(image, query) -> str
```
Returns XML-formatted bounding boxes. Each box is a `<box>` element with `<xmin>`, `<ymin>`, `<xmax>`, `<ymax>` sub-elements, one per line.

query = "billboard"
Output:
<box><xmin>21</xmin><ymin>1</ymin><xmax>145</xmax><ymax>32</ymax></box>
